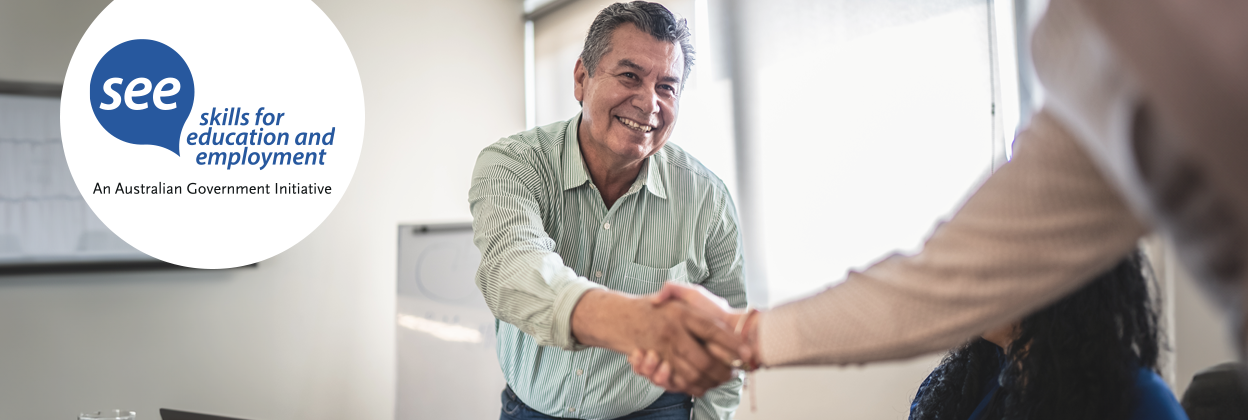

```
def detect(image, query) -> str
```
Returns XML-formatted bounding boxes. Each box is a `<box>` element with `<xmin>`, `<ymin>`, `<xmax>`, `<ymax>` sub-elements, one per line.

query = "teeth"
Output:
<box><xmin>617</xmin><ymin>116</ymin><xmax>653</xmax><ymax>132</ymax></box>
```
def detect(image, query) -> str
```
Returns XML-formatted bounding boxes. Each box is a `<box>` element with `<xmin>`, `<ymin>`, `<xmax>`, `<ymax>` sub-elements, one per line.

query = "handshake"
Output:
<box><xmin>570</xmin><ymin>283</ymin><xmax>762</xmax><ymax>397</ymax></box>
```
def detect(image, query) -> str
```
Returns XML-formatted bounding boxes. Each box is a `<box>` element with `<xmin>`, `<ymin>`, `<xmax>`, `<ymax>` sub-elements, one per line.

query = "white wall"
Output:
<box><xmin>0</xmin><ymin>1</ymin><xmax>524</xmax><ymax>419</ymax></box>
<box><xmin>736</xmin><ymin>357</ymin><xmax>943</xmax><ymax>419</ymax></box>
<box><xmin>0</xmin><ymin>0</ymin><xmax>111</xmax><ymax>84</ymax></box>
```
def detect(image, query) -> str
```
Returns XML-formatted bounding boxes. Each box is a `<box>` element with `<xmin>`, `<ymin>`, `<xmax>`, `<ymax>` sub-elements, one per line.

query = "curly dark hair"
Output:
<box><xmin>910</xmin><ymin>249</ymin><xmax>1164</xmax><ymax>420</ymax></box>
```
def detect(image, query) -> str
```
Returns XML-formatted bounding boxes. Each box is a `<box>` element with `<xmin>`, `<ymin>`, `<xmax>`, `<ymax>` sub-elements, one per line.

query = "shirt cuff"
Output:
<box><xmin>549</xmin><ymin>278</ymin><xmax>607</xmax><ymax>350</ymax></box>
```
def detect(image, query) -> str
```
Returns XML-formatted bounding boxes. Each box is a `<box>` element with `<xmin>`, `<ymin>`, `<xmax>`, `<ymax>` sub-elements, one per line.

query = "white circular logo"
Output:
<box><xmin>61</xmin><ymin>0</ymin><xmax>365</xmax><ymax>269</ymax></box>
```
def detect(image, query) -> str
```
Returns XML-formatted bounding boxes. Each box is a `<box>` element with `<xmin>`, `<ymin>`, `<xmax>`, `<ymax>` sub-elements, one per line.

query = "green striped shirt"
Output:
<box><xmin>469</xmin><ymin>113</ymin><xmax>746</xmax><ymax>420</ymax></box>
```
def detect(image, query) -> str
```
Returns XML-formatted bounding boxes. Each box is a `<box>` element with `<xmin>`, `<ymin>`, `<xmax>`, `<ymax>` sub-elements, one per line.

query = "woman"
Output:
<box><xmin>908</xmin><ymin>250</ymin><xmax>1187</xmax><ymax>420</ymax></box>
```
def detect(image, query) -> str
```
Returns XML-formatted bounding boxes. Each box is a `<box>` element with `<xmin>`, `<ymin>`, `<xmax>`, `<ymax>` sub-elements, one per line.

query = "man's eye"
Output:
<box><xmin>622</xmin><ymin>72</ymin><xmax>637</xmax><ymax>79</ymax></box>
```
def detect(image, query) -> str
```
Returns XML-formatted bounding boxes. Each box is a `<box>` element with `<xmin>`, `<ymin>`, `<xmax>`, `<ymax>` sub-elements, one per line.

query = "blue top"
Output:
<box><xmin>909</xmin><ymin>364</ymin><xmax>1190</xmax><ymax>420</ymax></box>
<box><xmin>1132</xmin><ymin>368</ymin><xmax>1192</xmax><ymax>420</ymax></box>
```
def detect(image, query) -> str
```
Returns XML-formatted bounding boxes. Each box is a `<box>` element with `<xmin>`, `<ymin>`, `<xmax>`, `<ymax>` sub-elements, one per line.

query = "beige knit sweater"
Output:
<box><xmin>758</xmin><ymin>110</ymin><xmax>1149</xmax><ymax>366</ymax></box>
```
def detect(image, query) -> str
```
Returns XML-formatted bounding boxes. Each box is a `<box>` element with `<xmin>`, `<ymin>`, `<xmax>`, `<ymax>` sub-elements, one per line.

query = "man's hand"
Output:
<box><xmin>650</xmin><ymin>282</ymin><xmax>739</xmax><ymax>326</ymax></box>
<box><xmin>570</xmin><ymin>288</ymin><xmax>743</xmax><ymax>396</ymax></box>
<box><xmin>626</xmin><ymin>283</ymin><xmax>758</xmax><ymax>390</ymax></box>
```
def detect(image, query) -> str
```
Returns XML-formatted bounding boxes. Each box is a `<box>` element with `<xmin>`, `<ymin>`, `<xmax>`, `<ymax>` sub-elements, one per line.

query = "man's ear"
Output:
<box><xmin>573</xmin><ymin>57</ymin><xmax>587</xmax><ymax>106</ymax></box>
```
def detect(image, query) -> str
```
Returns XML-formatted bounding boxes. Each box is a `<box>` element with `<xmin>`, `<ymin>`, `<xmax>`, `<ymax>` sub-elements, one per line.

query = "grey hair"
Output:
<box><xmin>580</xmin><ymin>1</ymin><xmax>695</xmax><ymax>85</ymax></box>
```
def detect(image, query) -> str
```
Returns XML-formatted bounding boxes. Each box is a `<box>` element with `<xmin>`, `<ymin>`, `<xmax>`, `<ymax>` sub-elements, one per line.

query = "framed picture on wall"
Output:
<box><xmin>0</xmin><ymin>81</ymin><xmax>167</xmax><ymax>273</ymax></box>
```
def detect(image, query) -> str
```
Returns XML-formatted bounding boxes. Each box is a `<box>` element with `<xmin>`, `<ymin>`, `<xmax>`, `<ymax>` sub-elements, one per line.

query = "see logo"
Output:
<box><xmin>90</xmin><ymin>39</ymin><xmax>195</xmax><ymax>156</ymax></box>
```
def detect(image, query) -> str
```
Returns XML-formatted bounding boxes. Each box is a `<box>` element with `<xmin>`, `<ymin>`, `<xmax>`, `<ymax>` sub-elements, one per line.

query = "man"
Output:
<box><xmin>469</xmin><ymin>2</ymin><xmax>748</xmax><ymax>419</ymax></box>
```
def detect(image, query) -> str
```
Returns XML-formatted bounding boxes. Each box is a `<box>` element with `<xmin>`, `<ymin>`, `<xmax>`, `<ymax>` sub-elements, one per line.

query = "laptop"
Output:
<box><xmin>159</xmin><ymin>409</ymin><xmax>250</xmax><ymax>420</ymax></box>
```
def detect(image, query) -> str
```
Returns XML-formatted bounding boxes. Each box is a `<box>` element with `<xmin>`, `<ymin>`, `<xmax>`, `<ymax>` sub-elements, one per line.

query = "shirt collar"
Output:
<box><xmin>560</xmin><ymin>113</ymin><xmax>667</xmax><ymax>200</ymax></box>
<box><xmin>560</xmin><ymin>115</ymin><xmax>591</xmax><ymax>191</ymax></box>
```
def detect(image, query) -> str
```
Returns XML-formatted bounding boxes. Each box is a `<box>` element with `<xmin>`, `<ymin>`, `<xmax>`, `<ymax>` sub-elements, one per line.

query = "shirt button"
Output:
<box><xmin>603</xmin><ymin>222</ymin><xmax>611</xmax><ymax>230</ymax></box>
<box><xmin>594</xmin><ymin>271</ymin><xmax>602</xmax><ymax>278</ymax></box>
<box><xmin>577</xmin><ymin>369</ymin><xmax>584</xmax><ymax>375</ymax></box>
<box><xmin>568</xmin><ymin>408</ymin><xmax>576</xmax><ymax>413</ymax></box>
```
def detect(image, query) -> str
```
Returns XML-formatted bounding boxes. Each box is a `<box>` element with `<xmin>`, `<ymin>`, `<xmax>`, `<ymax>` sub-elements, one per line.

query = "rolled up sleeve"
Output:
<box><xmin>469</xmin><ymin>141</ymin><xmax>605</xmax><ymax>350</ymax></box>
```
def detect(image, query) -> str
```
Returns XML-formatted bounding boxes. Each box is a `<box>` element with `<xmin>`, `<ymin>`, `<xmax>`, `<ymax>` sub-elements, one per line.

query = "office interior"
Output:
<box><xmin>0</xmin><ymin>0</ymin><xmax>1237</xmax><ymax>418</ymax></box>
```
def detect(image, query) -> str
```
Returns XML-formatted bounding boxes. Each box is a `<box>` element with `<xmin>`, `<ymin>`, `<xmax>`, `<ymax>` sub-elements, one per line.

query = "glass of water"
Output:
<box><xmin>79</xmin><ymin>410</ymin><xmax>135</xmax><ymax>420</ymax></box>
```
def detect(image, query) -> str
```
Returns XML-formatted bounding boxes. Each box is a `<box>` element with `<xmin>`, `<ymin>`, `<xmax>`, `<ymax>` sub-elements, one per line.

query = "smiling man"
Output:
<box><xmin>468</xmin><ymin>2</ymin><xmax>747</xmax><ymax>420</ymax></box>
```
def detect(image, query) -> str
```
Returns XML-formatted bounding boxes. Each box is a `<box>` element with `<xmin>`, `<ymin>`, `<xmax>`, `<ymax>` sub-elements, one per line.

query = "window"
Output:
<box><xmin>734</xmin><ymin>0</ymin><xmax>1020</xmax><ymax>305</ymax></box>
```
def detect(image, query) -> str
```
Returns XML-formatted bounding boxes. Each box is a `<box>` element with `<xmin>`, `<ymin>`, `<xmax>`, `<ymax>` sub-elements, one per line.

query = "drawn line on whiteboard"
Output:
<box><xmin>396</xmin><ymin>313</ymin><xmax>482</xmax><ymax>343</ymax></box>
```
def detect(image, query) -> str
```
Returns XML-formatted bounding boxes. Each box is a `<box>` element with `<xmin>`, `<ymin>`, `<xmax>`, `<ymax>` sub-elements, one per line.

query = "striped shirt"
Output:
<box><xmin>469</xmin><ymin>113</ymin><xmax>747</xmax><ymax>420</ymax></box>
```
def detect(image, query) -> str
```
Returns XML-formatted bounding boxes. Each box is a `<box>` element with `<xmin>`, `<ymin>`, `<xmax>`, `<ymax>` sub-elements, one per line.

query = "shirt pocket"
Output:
<box><xmin>612</xmin><ymin>261</ymin><xmax>690</xmax><ymax>295</ymax></box>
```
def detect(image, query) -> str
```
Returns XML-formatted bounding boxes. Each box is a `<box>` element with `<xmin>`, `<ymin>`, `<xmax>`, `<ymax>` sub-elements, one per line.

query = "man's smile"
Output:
<box><xmin>616</xmin><ymin>115</ymin><xmax>656</xmax><ymax>133</ymax></box>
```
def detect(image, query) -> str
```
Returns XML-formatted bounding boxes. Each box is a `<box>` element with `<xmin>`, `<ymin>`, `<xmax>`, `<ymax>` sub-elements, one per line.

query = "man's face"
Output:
<box><xmin>574</xmin><ymin>23</ymin><xmax>684</xmax><ymax>164</ymax></box>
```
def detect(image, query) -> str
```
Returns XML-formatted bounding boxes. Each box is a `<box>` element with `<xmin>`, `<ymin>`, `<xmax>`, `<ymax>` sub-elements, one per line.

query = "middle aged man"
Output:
<box><xmin>468</xmin><ymin>2</ymin><xmax>747</xmax><ymax>420</ymax></box>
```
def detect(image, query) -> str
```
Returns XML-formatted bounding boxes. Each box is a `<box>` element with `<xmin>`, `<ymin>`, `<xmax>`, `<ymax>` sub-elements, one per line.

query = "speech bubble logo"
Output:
<box><xmin>90</xmin><ymin>39</ymin><xmax>195</xmax><ymax>156</ymax></box>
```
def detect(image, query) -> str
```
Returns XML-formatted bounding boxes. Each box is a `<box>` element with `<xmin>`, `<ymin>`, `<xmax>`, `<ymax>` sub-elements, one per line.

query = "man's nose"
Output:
<box><xmin>631</xmin><ymin>86</ymin><xmax>661</xmax><ymax>117</ymax></box>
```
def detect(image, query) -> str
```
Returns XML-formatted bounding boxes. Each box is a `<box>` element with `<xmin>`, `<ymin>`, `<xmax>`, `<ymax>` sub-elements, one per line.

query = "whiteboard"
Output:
<box><xmin>395</xmin><ymin>223</ymin><xmax>504</xmax><ymax>419</ymax></box>
<box><xmin>0</xmin><ymin>92</ymin><xmax>155</xmax><ymax>267</ymax></box>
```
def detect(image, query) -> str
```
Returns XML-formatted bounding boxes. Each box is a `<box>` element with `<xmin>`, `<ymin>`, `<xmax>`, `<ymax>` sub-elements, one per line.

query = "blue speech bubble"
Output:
<box><xmin>90</xmin><ymin>39</ymin><xmax>195</xmax><ymax>156</ymax></box>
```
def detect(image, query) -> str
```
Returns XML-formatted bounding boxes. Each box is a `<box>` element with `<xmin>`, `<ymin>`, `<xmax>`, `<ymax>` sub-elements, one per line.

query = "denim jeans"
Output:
<box><xmin>500</xmin><ymin>385</ymin><xmax>693</xmax><ymax>420</ymax></box>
